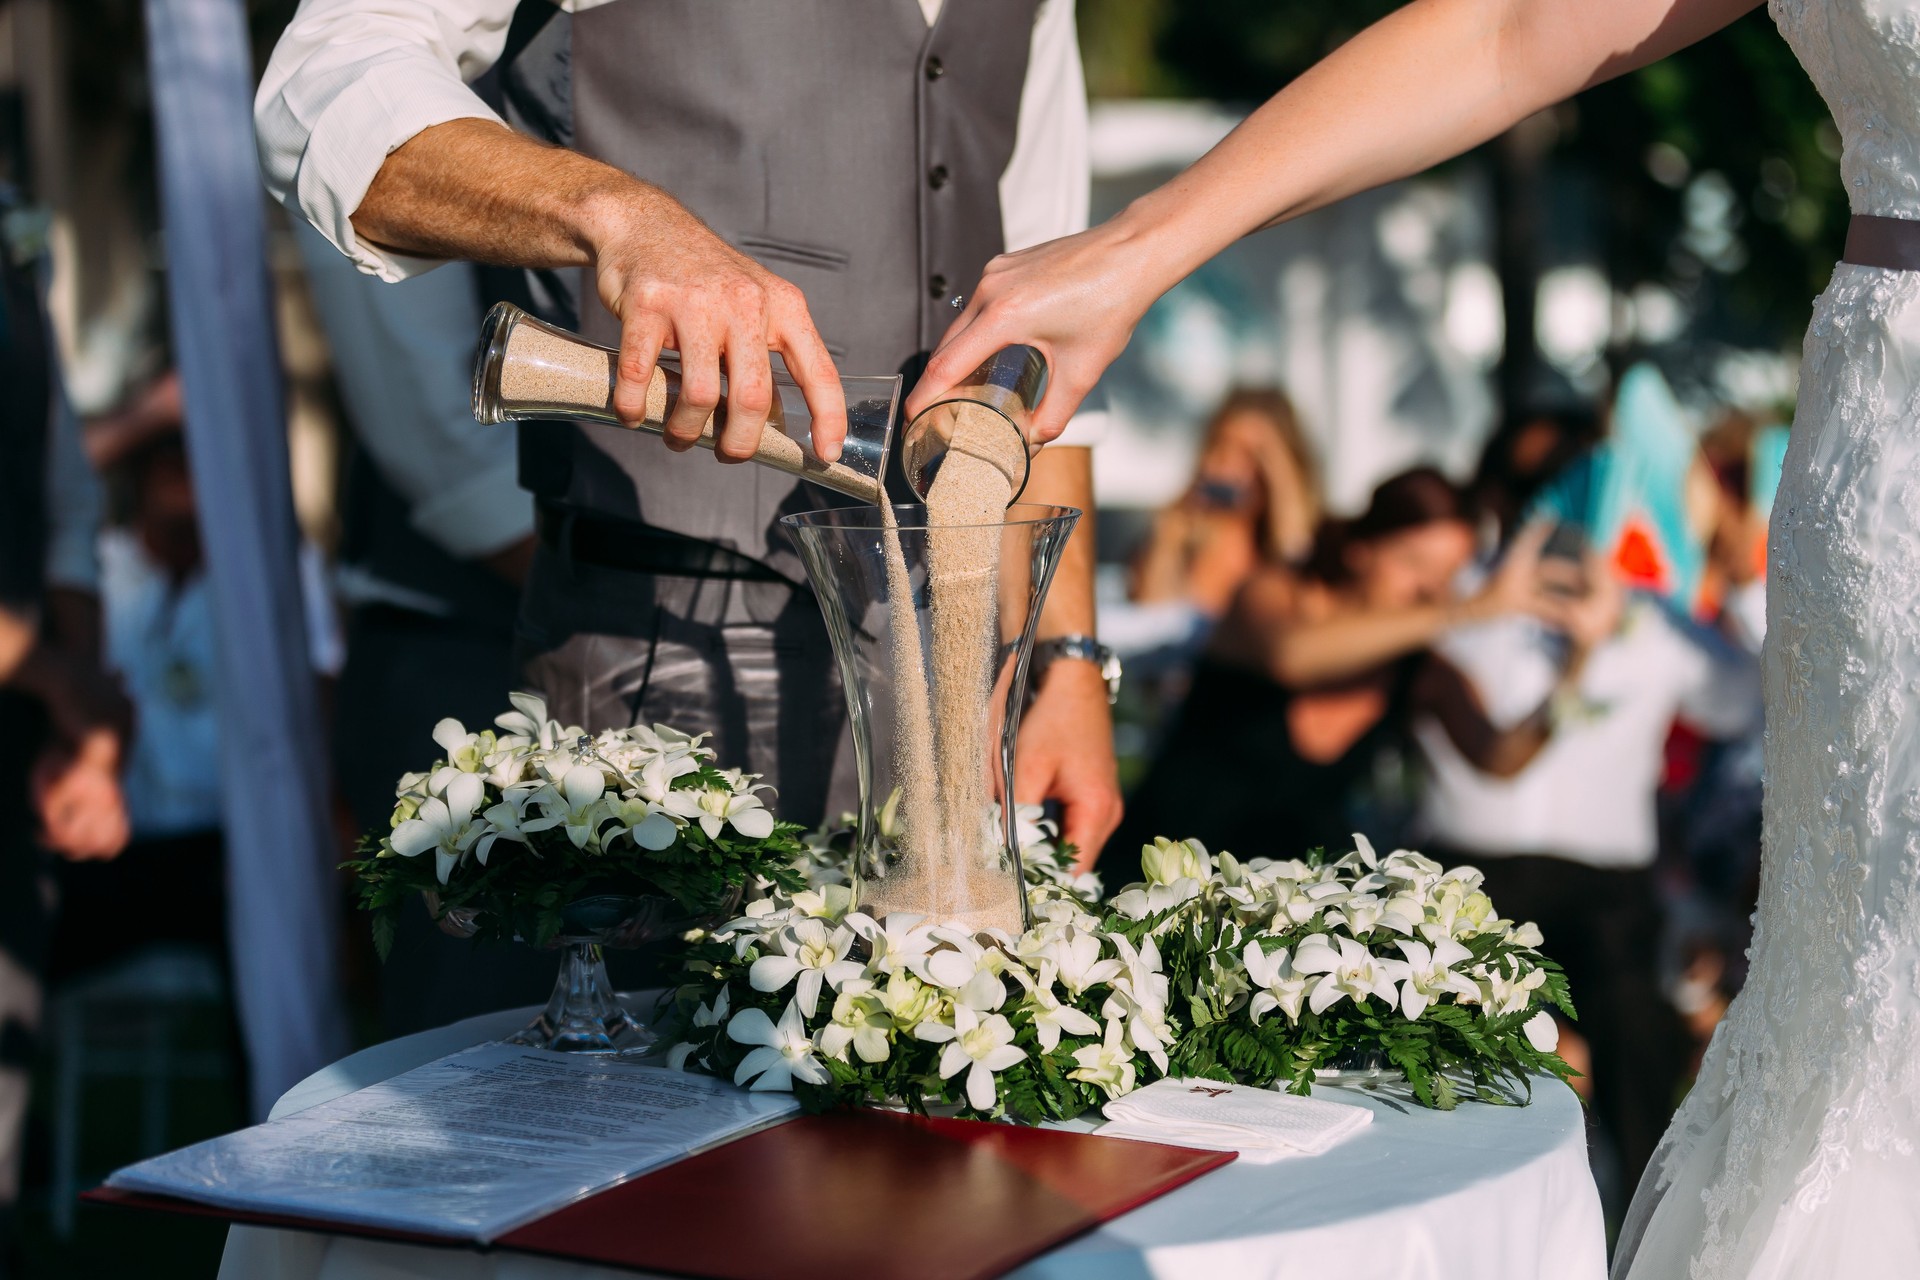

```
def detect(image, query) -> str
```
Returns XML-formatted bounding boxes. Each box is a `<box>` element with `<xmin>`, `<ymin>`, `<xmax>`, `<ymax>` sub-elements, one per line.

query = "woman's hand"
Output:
<box><xmin>905</xmin><ymin>216</ymin><xmax>1173</xmax><ymax>444</ymax></box>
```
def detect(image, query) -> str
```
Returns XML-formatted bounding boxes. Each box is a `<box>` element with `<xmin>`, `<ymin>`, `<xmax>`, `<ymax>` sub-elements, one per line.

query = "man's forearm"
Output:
<box><xmin>1022</xmin><ymin>446</ymin><xmax>1097</xmax><ymax>639</ymax></box>
<box><xmin>353</xmin><ymin>119</ymin><xmax>652</xmax><ymax>269</ymax></box>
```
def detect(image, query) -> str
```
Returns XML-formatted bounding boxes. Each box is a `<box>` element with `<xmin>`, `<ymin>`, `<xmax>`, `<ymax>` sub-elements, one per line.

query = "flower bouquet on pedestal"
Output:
<box><xmin>664</xmin><ymin>831</ymin><xmax>1575</xmax><ymax>1117</ymax></box>
<box><xmin>345</xmin><ymin>693</ymin><xmax>807</xmax><ymax>1055</ymax></box>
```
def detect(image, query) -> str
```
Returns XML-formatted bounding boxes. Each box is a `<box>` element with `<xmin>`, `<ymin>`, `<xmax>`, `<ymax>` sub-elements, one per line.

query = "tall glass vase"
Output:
<box><xmin>782</xmin><ymin>503</ymin><xmax>1079</xmax><ymax>935</ymax></box>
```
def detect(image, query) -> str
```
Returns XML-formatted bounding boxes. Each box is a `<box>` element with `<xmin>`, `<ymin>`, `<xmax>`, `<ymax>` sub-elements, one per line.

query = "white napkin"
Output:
<box><xmin>1097</xmin><ymin>1078</ymin><xmax>1372</xmax><ymax>1164</ymax></box>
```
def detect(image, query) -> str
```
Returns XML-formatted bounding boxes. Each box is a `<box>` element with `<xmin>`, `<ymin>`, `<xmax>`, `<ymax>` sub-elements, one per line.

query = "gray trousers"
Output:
<box><xmin>514</xmin><ymin>542</ymin><xmax>857</xmax><ymax>831</ymax></box>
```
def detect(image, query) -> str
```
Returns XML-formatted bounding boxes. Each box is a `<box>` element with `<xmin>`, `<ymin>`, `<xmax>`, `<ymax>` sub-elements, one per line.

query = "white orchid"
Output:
<box><xmin>1140</xmin><ymin>836</ymin><xmax>1211</xmax><ymax>887</ymax></box>
<box><xmin>1326</xmin><ymin>891</ymin><xmax>1420</xmax><ymax>938</ymax></box>
<box><xmin>493</xmin><ymin>692</ymin><xmax>578</xmax><ymax>752</ymax></box>
<box><xmin>535</xmin><ymin>763</ymin><xmax>609</xmax><ymax>850</ymax></box>
<box><xmin>817</xmin><ymin>986</ymin><xmax>893</xmax><ymax>1064</ymax></box>
<box><xmin>390</xmin><ymin>771</ymin><xmax>486</xmax><ymax>884</ymax></box>
<box><xmin>663</xmin><ymin>769</ymin><xmax>777</xmax><ymax>840</ymax></box>
<box><xmin>1102</xmin><ymin>933</ymin><xmax>1173</xmax><ymax>1072</ymax></box>
<box><xmin>471</xmin><ymin>784</ymin><xmax>561</xmax><ymax>865</ymax></box>
<box><xmin>1506</xmin><ymin>920</ymin><xmax>1545</xmax><ymax>949</ymax></box>
<box><xmin>1523</xmin><ymin>1009</ymin><xmax>1560</xmax><ymax>1052</ymax></box>
<box><xmin>748</xmin><ymin>918</ymin><xmax>864</xmax><ymax>1017</ymax></box>
<box><xmin>1007</xmin><ymin>963</ymin><xmax>1101</xmax><ymax>1051</ymax></box>
<box><xmin>1068</xmin><ymin>1018</ymin><xmax>1138</xmax><ymax>1100</ymax></box>
<box><xmin>916</xmin><ymin>1003</ymin><xmax>1026</xmax><ymax>1111</ymax></box>
<box><xmin>1242</xmin><ymin>940</ymin><xmax>1318</xmax><ymax>1024</ymax></box>
<box><xmin>1474</xmin><ymin>957</ymin><xmax>1548</xmax><ymax>1016</ymax></box>
<box><xmin>876</xmin><ymin>971</ymin><xmax>947</xmax><ymax>1034</ymax></box>
<box><xmin>431</xmin><ymin>718</ymin><xmax>496</xmax><ymax>776</ymax></box>
<box><xmin>1294</xmin><ymin>934</ymin><xmax>1411</xmax><ymax>1015</ymax></box>
<box><xmin>1420</xmin><ymin>881</ymin><xmax>1500</xmax><ymax>943</ymax></box>
<box><xmin>849</xmin><ymin>912</ymin><xmax>936</xmax><ymax>976</ymax></box>
<box><xmin>1018</xmin><ymin>927</ymin><xmax>1121</xmax><ymax>1000</ymax></box>
<box><xmin>727</xmin><ymin>1001</ymin><xmax>830</xmax><ymax>1091</ymax></box>
<box><xmin>788</xmin><ymin>884</ymin><xmax>855</xmax><ymax>922</ymax></box>
<box><xmin>1393</xmin><ymin>937</ymin><xmax>1479</xmax><ymax>1020</ymax></box>
<box><xmin>602</xmin><ymin>794</ymin><xmax>680</xmax><ymax>852</ymax></box>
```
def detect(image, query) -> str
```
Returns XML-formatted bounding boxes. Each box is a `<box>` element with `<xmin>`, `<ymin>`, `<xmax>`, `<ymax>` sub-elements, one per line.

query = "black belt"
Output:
<box><xmin>1843</xmin><ymin>214</ymin><xmax>1920</xmax><ymax>272</ymax></box>
<box><xmin>535</xmin><ymin>506</ymin><xmax>794</xmax><ymax>584</ymax></box>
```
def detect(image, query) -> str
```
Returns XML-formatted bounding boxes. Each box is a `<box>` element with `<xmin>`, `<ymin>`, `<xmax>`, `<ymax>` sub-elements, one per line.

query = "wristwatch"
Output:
<box><xmin>1033</xmin><ymin>634</ymin><xmax>1122</xmax><ymax>704</ymax></box>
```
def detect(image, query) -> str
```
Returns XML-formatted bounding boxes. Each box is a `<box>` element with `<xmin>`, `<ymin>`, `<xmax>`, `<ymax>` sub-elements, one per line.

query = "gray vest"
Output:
<box><xmin>494</xmin><ymin>0</ymin><xmax>1038</xmax><ymax>574</ymax></box>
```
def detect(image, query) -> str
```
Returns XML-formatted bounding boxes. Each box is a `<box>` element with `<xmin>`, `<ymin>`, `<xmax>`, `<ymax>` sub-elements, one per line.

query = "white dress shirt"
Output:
<box><xmin>256</xmin><ymin>0</ymin><xmax>1105</xmax><ymax>443</ymax></box>
<box><xmin>1414</xmin><ymin>599</ymin><xmax>1761</xmax><ymax>870</ymax></box>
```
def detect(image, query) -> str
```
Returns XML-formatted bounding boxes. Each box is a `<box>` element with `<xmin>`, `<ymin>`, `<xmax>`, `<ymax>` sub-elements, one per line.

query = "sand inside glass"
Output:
<box><xmin>869</xmin><ymin>403</ymin><xmax>1030</xmax><ymax>934</ymax></box>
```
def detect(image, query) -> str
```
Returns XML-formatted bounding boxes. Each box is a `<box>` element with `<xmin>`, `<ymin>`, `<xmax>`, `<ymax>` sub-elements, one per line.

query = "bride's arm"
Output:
<box><xmin>913</xmin><ymin>0</ymin><xmax>1765</xmax><ymax>440</ymax></box>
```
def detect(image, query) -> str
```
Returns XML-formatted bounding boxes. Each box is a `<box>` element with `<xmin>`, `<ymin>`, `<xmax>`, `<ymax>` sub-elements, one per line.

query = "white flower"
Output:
<box><xmin>788</xmin><ymin>884</ymin><xmax>855</xmax><ymax>922</ymax></box>
<box><xmin>1326</xmin><ymin>892</ymin><xmax>1420</xmax><ymax>938</ymax></box>
<box><xmin>1007</xmin><ymin>964</ymin><xmax>1101</xmax><ymax>1052</ymax></box>
<box><xmin>602</xmin><ymin>795</ymin><xmax>680</xmax><ymax>851</ymax></box>
<box><xmin>849</xmin><ymin>912</ymin><xmax>936</xmax><ymax>976</ymax></box>
<box><xmin>390</xmin><ymin>771</ymin><xmax>486</xmax><ymax>884</ymax></box>
<box><xmin>817</xmin><ymin>987</ymin><xmax>893</xmax><ymax>1064</ymax></box>
<box><xmin>1393</xmin><ymin>937</ymin><xmax>1478</xmax><ymax>1021</ymax></box>
<box><xmin>664</xmin><ymin>769</ymin><xmax>777</xmax><ymax>840</ymax></box>
<box><xmin>494</xmin><ymin>692</ymin><xmax>580</xmax><ymax>752</ymax></box>
<box><xmin>526</xmin><ymin>763</ymin><xmax>608</xmax><ymax>850</ymax></box>
<box><xmin>432</xmin><ymin>718</ymin><xmax>495</xmax><ymax>775</ymax></box>
<box><xmin>876</xmin><ymin>971</ymin><xmax>947</xmax><ymax>1033</ymax></box>
<box><xmin>1242</xmin><ymin>940</ymin><xmax>1317</xmax><ymax>1024</ymax></box>
<box><xmin>1293</xmin><ymin>934</ymin><xmax>1411</xmax><ymax>1015</ymax></box>
<box><xmin>1523</xmin><ymin>1009</ymin><xmax>1560</xmax><ymax>1053</ymax></box>
<box><xmin>1101</xmin><ymin>933</ymin><xmax>1173</xmax><ymax>1072</ymax></box>
<box><xmin>913</xmin><ymin>927</ymin><xmax>1007</xmax><ymax>996</ymax></box>
<box><xmin>1069</xmin><ymin>1018</ymin><xmax>1137</xmax><ymax>1100</ymax></box>
<box><xmin>1506</xmin><ymin>920</ymin><xmax>1545</xmax><ymax>949</ymax></box>
<box><xmin>1475</xmin><ymin>958</ymin><xmax>1548</xmax><ymax>1017</ymax></box>
<box><xmin>748</xmin><ymin>918</ymin><xmax>864</xmax><ymax>1017</ymax></box>
<box><xmin>1140</xmin><ymin>836</ymin><xmax>1211</xmax><ymax>887</ymax></box>
<box><xmin>727</xmin><ymin>1001</ymin><xmax>830</xmax><ymax>1091</ymax></box>
<box><xmin>916</xmin><ymin>1003</ymin><xmax>1025</xmax><ymax>1111</ymax></box>
<box><xmin>1020</xmin><ymin>928</ymin><xmax>1120</xmax><ymax>1000</ymax></box>
<box><xmin>1108</xmin><ymin>878</ymin><xmax>1204</xmax><ymax>923</ymax></box>
<box><xmin>471</xmin><ymin>784</ymin><xmax>560</xmax><ymax>865</ymax></box>
<box><xmin>1419</xmin><ymin>881</ymin><xmax>1499</xmax><ymax>944</ymax></box>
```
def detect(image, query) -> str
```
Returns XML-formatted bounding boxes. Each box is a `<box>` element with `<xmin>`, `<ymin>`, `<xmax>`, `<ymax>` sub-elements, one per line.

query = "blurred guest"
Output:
<box><xmin>0</xmin><ymin>183</ymin><xmax>126</xmax><ymax>1262</ymax></box>
<box><xmin>1104</xmin><ymin>467</ymin><xmax>1560</xmax><ymax>880</ymax></box>
<box><xmin>291</xmin><ymin>224</ymin><xmax>549</xmax><ymax>1036</ymax></box>
<box><xmin>1131</xmin><ymin>388</ymin><xmax>1321</xmax><ymax>618</ymax></box>
<box><xmin>1469</xmin><ymin>405</ymin><xmax>1603</xmax><ymax>542</ymax></box>
<box><xmin>44</xmin><ymin>374</ymin><xmax>341</xmax><ymax>990</ymax></box>
<box><xmin>1414</xmin><ymin>516</ymin><xmax>1761</xmax><ymax>1201</ymax></box>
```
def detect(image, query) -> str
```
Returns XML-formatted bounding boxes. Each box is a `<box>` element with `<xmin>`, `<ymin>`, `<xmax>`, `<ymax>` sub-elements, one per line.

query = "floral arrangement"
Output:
<box><xmin>664</xmin><ymin>832</ymin><xmax>1574</xmax><ymax>1117</ymax></box>
<box><xmin>345</xmin><ymin>694</ymin><xmax>808</xmax><ymax>957</ymax></box>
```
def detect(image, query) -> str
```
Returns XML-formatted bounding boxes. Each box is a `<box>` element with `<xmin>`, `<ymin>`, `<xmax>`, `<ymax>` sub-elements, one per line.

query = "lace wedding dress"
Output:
<box><xmin>1613</xmin><ymin>2</ymin><xmax>1920</xmax><ymax>1276</ymax></box>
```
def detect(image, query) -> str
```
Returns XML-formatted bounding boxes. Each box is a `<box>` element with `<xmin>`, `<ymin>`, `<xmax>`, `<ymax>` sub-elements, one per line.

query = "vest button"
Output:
<box><xmin>925</xmin><ymin>56</ymin><xmax>945</xmax><ymax>81</ymax></box>
<box><xmin>929</xmin><ymin>274</ymin><xmax>950</xmax><ymax>298</ymax></box>
<box><xmin>928</xmin><ymin>164</ymin><xmax>951</xmax><ymax>190</ymax></box>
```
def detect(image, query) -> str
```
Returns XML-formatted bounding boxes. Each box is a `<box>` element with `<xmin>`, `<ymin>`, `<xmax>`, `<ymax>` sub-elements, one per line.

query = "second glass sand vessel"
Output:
<box><xmin>782</xmin><ymin>503</ymin><xmax>1079</xmax><ymax>935</ymax></box>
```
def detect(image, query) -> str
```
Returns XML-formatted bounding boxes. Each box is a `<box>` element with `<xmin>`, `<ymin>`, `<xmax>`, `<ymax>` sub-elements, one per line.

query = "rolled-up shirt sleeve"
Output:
<box><xmin>999</xmin><ymin>0</ymin><xmax>1107</xmax><ymax>447</ymax></box>
<box><xmin>255</xmin><ymin>0</ymin><xmax>520</xmax><ymax>281</ymax></box>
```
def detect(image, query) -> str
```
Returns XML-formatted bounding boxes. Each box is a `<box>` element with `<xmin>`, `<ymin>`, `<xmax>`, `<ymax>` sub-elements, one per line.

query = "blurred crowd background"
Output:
<box><xmin>0</xmin><ymin>0</ymin><xmax>1847</xmax><ymax>1275</ymax></box>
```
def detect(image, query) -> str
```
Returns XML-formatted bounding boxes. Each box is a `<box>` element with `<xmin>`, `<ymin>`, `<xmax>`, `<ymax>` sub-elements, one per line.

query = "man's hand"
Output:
<box><xmin>586</xmin><ymin>193</ymin><xmax>846</xmax><ymax>463</ymax></box>
<box><xmin>354</xmin><ymin>119</ymin><xmax>847</xmax><ymax>465</ymax></box>
<box><xmin>32</xmin><ymin>730</ymin><xmax>130</xmax><ymax>862</ymax></box>
<box><xmin>1012</xmin><ymin>661</ymin><xmax>1122</xmax><ymax>871</ymax></box>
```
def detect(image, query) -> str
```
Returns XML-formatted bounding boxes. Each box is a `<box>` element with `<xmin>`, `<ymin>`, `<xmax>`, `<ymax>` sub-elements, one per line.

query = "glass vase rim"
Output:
<box><xmin>780</xmin><ymin>501</ymin><xmax>1081</xmax><ymax>532</ymax></box>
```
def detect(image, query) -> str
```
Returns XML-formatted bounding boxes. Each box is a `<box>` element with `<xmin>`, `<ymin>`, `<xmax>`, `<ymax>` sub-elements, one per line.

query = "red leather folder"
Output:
<box><xmin>85</xmin><ymin>1110</ymin><xmax>1233</xmax><ymax>1280</ymax></box>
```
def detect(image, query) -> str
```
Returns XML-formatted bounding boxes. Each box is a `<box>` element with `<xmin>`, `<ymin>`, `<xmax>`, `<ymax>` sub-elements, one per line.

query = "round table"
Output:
<box><xmin>217</xmin><ymin>1005</ymin><xmax>1606</xmax><ymax>1280</ymax></box>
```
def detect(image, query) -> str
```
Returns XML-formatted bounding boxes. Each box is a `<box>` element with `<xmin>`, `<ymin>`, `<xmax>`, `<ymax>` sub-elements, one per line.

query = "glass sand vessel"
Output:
<box><xmin>472</xmin><ymin>302</ymin><xmax>899</xmax><ymax>503</ymax></box>
<box><xmin>782</xmin><ymin>503</ymin><xmax>1079</xmax><ymax>934</ymax></box>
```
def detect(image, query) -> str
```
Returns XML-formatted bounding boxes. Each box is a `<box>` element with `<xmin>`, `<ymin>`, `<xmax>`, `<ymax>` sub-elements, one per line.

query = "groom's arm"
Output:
<box><xmin>255</xmin><ymin>0</ymin><xmax>846</xmax><ymax>462</ymax></box>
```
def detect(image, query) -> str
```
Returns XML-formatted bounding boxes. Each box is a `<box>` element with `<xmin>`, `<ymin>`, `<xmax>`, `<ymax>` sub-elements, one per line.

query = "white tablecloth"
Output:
<box><xmin>217</xmin><ymin>1005</ymin><xmax>1606</xmax><ymax>1280</ymax></box>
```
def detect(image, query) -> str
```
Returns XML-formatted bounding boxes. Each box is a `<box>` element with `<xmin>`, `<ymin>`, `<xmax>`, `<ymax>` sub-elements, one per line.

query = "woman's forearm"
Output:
<box><xmin>1110</xmin><ymin>0</ymin><xmax>1764</xmax><ymax>290</ymax></box>
<box><xmin>1261</xmin><ymin>604</ymin><xmax>1453</xmax><ymax>688</ymax></box>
